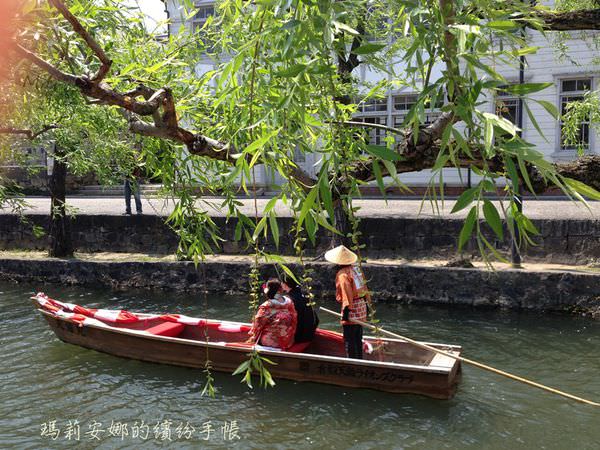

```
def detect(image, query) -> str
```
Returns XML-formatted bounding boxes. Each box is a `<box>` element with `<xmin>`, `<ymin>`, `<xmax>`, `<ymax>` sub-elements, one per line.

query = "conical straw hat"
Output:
<box><xmin>324</xmin><ymin>245</ymin><xmax>358</xmax><ymax>265</ymax></box>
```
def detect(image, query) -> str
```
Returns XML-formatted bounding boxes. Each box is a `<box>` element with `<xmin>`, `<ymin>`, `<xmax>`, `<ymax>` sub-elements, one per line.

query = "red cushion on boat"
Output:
<box><xmin>287</xmin><ymin>341</ymin><xmax>311</xmax><ymax>353</ymax></box>
<box><xmin>145</xmin><ymin>322</ymin><xmax>185</xmax><ymax>337</ymax></box>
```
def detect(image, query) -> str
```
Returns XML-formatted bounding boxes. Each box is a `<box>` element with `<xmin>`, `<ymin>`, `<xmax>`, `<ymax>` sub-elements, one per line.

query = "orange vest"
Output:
<box><xmin>336</xmin><ymin>265</ymin><xmax>369</xmax><ymax>323</ymax></box>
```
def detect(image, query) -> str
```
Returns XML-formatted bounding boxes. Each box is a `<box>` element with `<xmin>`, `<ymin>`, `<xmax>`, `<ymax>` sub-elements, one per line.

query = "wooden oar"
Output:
<box><xmin>319</xmin><ymin>306</ymin><xmax>600</xmax><ymax>407</ymax></box>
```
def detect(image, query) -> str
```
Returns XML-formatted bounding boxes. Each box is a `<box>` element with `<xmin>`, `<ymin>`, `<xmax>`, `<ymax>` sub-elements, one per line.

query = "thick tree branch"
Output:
<box><xmin>534</xmin><ymin>155</ymin><xmax>600</xmax><ymax>192</ymax></box>
<box><xmin>124</xmin><ymin>113</ymin><xmax>316</xmax><ymax>186</ymax></box>
<box><xmin>12</xmin><ymin>43</ymin><xmax>79</xmax><ymax>85</ymax></box>
<box><xmin>0</xmin><ymin>127</ymin><xmax>35</xmax><ymax>138</ymax></box>
<box><xmin>346</xmin><ymin>115</ymin><xmax>600</xmax><ymax>197</ymax></box>
<box><xmin>0</xmin><ymin>124</ymin><xmax>58</xmax><ymax>139</ymax></box>
<box><xmin>10</xmin><ymin>3</ymin><xmax>318</xmax><ymax>190</ymax></box>
<box><xmin>15</xmin><ymin>0</ymin><xmax>600</xmax><ymax>200</ymax></box>
<box><xmin>534</xmin><ymin>8</ymin><xmax>600</xmax><ymax>31</ymax></box>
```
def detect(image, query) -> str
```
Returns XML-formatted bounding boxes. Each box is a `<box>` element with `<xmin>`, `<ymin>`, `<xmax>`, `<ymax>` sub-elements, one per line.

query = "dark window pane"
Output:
<box><xmin>561</xmin><ymin>80</ymin><xmax>577</xmax><ymax>92</ymax></box>
<box><xmin>581</xmin><ymin>123</ymin><xmax>590</xmax><ymax>144</ymax></box>
<box><xmin>561</xmin><ymin>95</ymin><xmax>584</xmax><ymax>115</ymax></box>
<box><xmin>393</xmin><ymin>94</ymin><xmax>418</xmax><ymax>111</ymax></box>
<box><xmin>562</xmin><ymin>79</ymin><xmax>591</xmax><ymax>93</ymax></box>
<box><xmin>363</xmin><ymin>99</ymin><xmax>386</xmax><ymax>112</ymax></box>
<box><xmin>354</xmin><ymin>116</ymin><xmax>387</xmax><ymax>145</ymax></box>
<box><xmin>577</xmin><ymin>79</ymin><xmax>591</xmax><ymax>91</ymax></box>
<box><xmin>496</xmin><ymin>98</ymin><xmax>519</xmax><ymax>125</ymax></box>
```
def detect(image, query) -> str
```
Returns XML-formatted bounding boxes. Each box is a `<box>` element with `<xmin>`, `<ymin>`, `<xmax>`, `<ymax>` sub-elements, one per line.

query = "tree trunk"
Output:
<box><xmin>331</xmin><ymin>195</ymin><xmax>352</xmax><ymax>248</ymax></box>
<box><xmin>48</xmin><ymin>145</ymin><xmax>73</xmax><ymax>257</ymax></box>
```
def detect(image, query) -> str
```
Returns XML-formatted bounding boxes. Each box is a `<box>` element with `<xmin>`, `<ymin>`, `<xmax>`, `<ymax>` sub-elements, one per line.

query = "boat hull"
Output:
<box><xmin>42</xmin><ymin>312</ymin><xmax>461</xmax><ymax>399</ymax></box>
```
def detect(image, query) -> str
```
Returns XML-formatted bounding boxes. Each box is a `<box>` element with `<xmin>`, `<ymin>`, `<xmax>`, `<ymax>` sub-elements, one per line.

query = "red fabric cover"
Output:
<box><xmin>145</xmin><ymin>322</ymin><xmax>185</xmax><ymax>337</ymax></box>
<box><xmin>287</xmin><ymin>341</ymin><xmax>311</xmax><ymax>353</ymax></box>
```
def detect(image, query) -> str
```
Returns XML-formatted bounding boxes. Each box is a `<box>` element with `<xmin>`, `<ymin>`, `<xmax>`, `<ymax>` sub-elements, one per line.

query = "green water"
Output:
<box><xmin>1</xmin><ymin>282</ymin><xmax>599</xmax><ymax>449</ymax></box>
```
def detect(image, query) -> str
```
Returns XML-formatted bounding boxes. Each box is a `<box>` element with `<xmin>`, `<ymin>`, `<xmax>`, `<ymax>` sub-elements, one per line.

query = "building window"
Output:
<box><xmin>559</xmin><ymin>78</ymin><xmax>591</xmax><ymax>151</ymax></box>
<box><xmin>393</xmin><ymin>94</ymin><xmax>418</xmax><ymax>112</ymax></box>
<box><xmin>495</xmin><ymin>90</ymin><xmax>520</xmax><ymax>126</ymax></box>
<box><xmin>293</xmin><ymin>145</ymin><xmax>305</xmax><ymax>163</ymax></box>
<box><xmin>393</xmin><ymin>112</ymin><xmax>440</xmax><ymax>129</ymax></box>
<box><xmin>392</xmin><ymin>93</ymin><xmax>442</xmax><ymax>132</ymax></box>
<box><xmin>359</xmin><ymin>98</ymin><xmax>387</xmax><ymax>113</ymax></box>
<box><xmin>354</xmin><ymin>97</ymin><xmax>388</xmax><ymax>146</ymax></box>
<box><xmin>192</xmin><ymin>5</ymin><xmax>215</xmax><ymax>33</ymax></box>
<box><xmin>353</xmin><ymin>116</ymin><xmax>388</xmax><ymax>146</ymax></box>
<box><xmin>192</xmin><ymin>4</ymin><xmax>215</xmax><ymax>51</ymax></box>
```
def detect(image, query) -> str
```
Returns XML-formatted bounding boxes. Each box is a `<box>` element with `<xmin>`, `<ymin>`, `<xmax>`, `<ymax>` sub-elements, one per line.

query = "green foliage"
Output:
<box><xmin>201</xmin><ymin>359</ymin><xmax>216</xmax><ymax>398</ymax></box>
<box><xmin>555</xmin><ymin>0</ymin><xmax>599</xmax><ymax>11</ymax></box>
<box><xmin>562</xmin><ymin>91</ymin><xmax>600</xmax><ymax>155</ymax></box>
<box><xmin>6</xmin><ymin>0</ymin><xmax>600</xmax><ymax>269</ymax></box>
<box><xmin>233</xmin><ymin>351</ymin><xmax>276</xmax><ymax>389</ymax></box>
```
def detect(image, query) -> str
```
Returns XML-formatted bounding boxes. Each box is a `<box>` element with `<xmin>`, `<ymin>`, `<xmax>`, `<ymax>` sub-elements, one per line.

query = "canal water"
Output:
<box><xmin>1</xmin><ymin>282</ymin><xmax>599</xmax><ymax>449</ymax></box>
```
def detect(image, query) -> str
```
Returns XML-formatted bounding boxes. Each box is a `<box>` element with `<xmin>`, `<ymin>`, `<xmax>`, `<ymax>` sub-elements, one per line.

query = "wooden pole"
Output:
<box><xmin>319</xmin><ymin>307</ymin><xmax>600</xmax><ymax>407</ymax></box>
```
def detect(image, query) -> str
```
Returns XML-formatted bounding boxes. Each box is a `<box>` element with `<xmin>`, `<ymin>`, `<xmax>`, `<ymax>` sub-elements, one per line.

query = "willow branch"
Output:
<box><xmin>48</xmin><ymin>0</ymin><xmax>112</xmax><ymax>82</ymax></box>
<box><xmin>340</xmin><ymin>120</ymin><xmax>406</xmax><ymax>135</ymax></box>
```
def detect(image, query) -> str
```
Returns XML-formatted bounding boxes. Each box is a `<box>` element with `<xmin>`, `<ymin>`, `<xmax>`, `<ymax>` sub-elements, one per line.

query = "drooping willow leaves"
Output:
<box><xmin>3</xmin><ymin>0</ymin><xmax>600</xmax><ymax>266</ymax></box>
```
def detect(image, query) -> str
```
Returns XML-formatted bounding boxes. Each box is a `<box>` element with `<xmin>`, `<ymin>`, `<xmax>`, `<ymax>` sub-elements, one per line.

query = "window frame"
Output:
<box><xmin>353</xmin><ymin>96</ymin><xmax>389</xmax><ymax>147</ymax></box>
<box><xmin>191</xmin><ymin>4</ymin><xmax>215</xmax><ymax>34</ymax></box>
<box><xmin>391</xmin><ymin>92</ymin><xmax>443</xmax><ymax>141</ymax></box>
<box><xmin>494</xmin><ymin>86</ymin><xmax>521</xmax><ymax>130</ymax></box>
<box><xmin>556</xmin><ymin>76</ymin><xmax>594</xmax><ymax>154</ymax></box>
<box><xmin>552</xmin><ymin>72</ymin><xmax>597</xmax><ymax>155</ymax></box>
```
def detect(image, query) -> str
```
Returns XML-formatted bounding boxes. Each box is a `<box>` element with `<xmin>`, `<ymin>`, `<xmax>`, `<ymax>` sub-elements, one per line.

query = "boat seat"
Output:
<box><xmin>145</xmin><ymin>321</ymin><xmax>185</xmax><ymax>337</ymax></box>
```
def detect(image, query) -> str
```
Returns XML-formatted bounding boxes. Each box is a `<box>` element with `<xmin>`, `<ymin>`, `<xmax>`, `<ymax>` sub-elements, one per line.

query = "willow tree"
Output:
<box><xmin>0</xmin><ymin>0</ymin><xmax>161</xmax><ymax>256</ymax></box>
<box><xmin>3</xmin><ymin>0</ymin><xmax>600</xmax><ymax>264</ymax></box>
<box><xmin>0</xmin><ymin>77</ymin><xmax>143</xmax><ymax>256</ymax></box>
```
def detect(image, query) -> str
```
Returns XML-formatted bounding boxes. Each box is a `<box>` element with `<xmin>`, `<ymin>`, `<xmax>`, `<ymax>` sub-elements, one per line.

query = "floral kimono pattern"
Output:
<box><xmin>248</xmin><ymin>294</ymin><xmax>297</xmax><ymax>349</ymax></box>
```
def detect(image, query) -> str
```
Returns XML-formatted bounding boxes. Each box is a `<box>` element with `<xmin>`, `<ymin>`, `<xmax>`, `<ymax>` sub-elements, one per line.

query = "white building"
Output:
<box><xmin>162</xmin><ymin>0</ymin><xmax>600</xmax><ymax>191</ymax></box>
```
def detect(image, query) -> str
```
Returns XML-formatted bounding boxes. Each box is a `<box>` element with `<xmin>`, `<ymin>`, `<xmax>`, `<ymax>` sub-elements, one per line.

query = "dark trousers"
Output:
<box><xmin>124</xmin><ymin>179</ymin><xmax>142</xmax><ymax>214</ymax></box>
<box><xmin>343</xmin><ymin>324</ymin><xmax>363</xmax><ymax>359</ymax></box>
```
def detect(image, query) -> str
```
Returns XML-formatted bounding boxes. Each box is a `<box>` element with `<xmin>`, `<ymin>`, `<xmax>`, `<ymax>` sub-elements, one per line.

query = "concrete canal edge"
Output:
<box><xmin>1</xmin><ymin>256</ymin><xmax>599</xmax><ymax>317</ymax></box>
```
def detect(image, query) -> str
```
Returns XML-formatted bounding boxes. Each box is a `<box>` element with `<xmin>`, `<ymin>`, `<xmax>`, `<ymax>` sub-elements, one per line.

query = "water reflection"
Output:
<box><xmin>1</xmin><ymin>283</ymin><xmax>599</xmax><ymax>449</ymax></box>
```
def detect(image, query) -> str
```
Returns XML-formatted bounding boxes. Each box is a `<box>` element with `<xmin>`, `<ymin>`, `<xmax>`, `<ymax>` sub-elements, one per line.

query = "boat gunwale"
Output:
<box><xmin>36</xmin><ymin>308</ymin><xmax>461</xmax><ymax>374</ymax></box>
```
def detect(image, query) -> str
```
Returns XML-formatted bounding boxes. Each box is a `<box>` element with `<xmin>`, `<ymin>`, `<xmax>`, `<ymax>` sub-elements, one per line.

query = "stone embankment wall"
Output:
<box><xmin>2</xmin><ymin>214</ymin><xmax>600</xmax><ymax>264</ymax></box>
<box><xmin>1</xmin><ymin>257</ymin><xmax>599</xmax><ymax>315</ymax></box>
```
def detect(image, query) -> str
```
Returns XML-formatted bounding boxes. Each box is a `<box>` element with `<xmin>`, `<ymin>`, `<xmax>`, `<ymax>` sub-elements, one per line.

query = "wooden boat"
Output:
<box><xmin>32</xmin><ymin>294</ymin><xmax>462</xmax><ymax>399</ymax></box>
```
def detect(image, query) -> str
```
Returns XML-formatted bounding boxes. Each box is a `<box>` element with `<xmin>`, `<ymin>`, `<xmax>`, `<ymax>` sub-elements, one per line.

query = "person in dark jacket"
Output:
<box><xmin>281</xmin><ymin>274</ymin><xmax>319</xmax><ymax>343</ymax></box>
<box><xmin>124</xmin><ymin>165</ymin><xmax>143</xmax><ymax>215</ymax></box>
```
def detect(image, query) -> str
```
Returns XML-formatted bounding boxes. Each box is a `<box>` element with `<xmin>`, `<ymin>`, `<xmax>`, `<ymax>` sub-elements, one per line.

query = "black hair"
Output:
<box><xmin>283</xmin><ymin>273</ymin><xmax>300</xmax><ymax>289</ymax></box>
<box><xmin>265</xmin><ymin>278</ymin><xmax>281</xmax><ymax>299</ymax></box>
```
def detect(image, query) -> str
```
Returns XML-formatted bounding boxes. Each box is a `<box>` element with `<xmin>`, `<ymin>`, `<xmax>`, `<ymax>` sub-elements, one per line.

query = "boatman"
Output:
<box><xmin>325</xmin><ymin>245</ymin><xmax>371</xmax><ymax>359</ymax></box>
